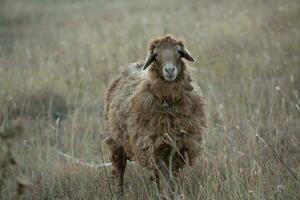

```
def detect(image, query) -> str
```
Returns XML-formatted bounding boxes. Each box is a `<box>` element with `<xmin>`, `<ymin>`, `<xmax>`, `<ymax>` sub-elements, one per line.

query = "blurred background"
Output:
<box><xmin>0</xmin><ymin>0</ymin><xmax>299</xmax><ymax>199</ymax></box>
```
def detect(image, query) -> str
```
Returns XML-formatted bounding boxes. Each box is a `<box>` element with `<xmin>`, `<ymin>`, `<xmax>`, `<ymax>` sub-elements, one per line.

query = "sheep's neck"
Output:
<box><xmin>148</xmin><ymin>75</ymin><xmax>187</xmax><ymax>105</ymax></box>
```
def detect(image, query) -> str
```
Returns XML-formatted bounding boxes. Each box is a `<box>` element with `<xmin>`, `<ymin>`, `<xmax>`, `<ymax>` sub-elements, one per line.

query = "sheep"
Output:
<box><xmin>104</xmin><ymin>34</ymin><xmax>207</xmax><ymax>197</ymax></box>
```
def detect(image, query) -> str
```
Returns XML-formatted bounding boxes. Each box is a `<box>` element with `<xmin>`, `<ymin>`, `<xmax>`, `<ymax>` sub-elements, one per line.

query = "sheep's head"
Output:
<box><xmin>143</xmin><ymin>34</ymin><xmax>194</xmax><ymax>82</ymax></box>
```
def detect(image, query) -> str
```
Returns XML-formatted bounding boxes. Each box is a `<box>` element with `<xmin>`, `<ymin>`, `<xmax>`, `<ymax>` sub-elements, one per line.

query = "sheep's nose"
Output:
<box><xmin>165</xmin><ymin>67</ymin><xmax>175</xmax><ymax>74</ymax></box>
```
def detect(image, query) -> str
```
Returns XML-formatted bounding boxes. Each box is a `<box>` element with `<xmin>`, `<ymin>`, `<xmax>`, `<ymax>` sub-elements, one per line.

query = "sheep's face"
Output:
<box><xmin>155</xmin><ymin>46</ymin><xmax>182</xmax><ymax>82</ymax></box>
<box><xmin>143</xmin><ymin>35</ymin><xmax>195</xmax><ymax>82</ymax></box>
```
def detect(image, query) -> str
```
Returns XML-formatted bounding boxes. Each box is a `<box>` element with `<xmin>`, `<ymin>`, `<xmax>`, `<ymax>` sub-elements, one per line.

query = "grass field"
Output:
<box><xmin>0</xmin><ymin>0</ymin><xmax>299</xmax><ymax>199</ymax></box>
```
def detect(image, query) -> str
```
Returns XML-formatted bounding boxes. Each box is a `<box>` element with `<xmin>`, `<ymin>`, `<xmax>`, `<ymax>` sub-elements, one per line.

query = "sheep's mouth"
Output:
<box><xmin>164</xmin><ymin>75</ymin><xmax>176</xmax><ymax>81</ymax></box>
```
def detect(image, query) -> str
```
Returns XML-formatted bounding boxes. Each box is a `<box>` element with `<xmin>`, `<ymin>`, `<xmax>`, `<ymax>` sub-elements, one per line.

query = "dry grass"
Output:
<box><xmin>1</xmin><ymin>88</ymin><xmax>69</xmax><ymax>122</ymax></box>
<box><xmin>0</xmin><ymin>0</ymin><xmax>299</xmax><ymax>199</ymax></box>
<box><xmin>0</xmin><ymin>118</ymin><xmax>28</xmax><ymax>199</ymax></box>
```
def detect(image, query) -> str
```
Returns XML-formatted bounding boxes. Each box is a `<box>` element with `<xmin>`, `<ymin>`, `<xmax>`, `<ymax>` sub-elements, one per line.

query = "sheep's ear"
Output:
<box><xmin>143</xmin><ymin>53</ymin><xmax>156</xmax><ymax>70</ymax></box>
<box><xmin>180</xmin><ymin>48</ymin><xmax>195</xmax><ymax>62</ymax></box>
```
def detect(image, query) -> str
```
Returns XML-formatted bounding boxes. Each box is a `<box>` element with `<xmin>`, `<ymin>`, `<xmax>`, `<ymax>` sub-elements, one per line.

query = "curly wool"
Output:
<box><xmin>105</xmin><ymin>36</ymin><xmax>207</xmax><ymax>172</ymax></box>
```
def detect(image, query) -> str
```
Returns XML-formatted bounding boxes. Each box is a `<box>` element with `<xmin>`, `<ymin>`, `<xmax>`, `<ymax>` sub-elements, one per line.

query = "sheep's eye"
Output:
<box><xmin>177</xmin><ymin>50</ymin><xmax>183</xmax><ymax>56</ymax></box>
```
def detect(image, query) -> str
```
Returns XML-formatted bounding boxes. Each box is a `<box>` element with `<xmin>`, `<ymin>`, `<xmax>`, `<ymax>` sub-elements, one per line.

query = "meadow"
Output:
<box><xmin>0</xmin><ymin>0</ymin><xmax>299</xmax><ymax>199</ymax></box>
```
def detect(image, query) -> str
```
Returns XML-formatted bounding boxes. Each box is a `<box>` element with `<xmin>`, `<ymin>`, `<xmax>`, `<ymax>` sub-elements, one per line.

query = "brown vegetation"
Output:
<box><xmin>0</xmin><ymin>118</ymin><xmax>28</xmax><ymax>199</ymax></box>
<box><xmin>2</xmin><ymin>88</ymin><xmax>69</xmax><ymax>122</ymax></box>
<box><xmin>0</xmin><ymin>0</ymin><xmax>299</xmax><ymax>199</ymax></box>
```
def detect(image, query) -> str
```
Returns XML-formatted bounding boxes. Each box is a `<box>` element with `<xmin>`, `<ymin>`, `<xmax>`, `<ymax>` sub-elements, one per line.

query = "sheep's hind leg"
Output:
<box><xmin>111</xmin><ymin>146</ymin><xmax>127</xmax><ymax>198</ymax></box>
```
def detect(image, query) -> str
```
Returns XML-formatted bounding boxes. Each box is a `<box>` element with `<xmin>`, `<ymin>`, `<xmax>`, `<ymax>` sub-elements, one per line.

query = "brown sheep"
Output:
<box><xmin>104</xmin><ymin>35</ymin><xmax>207</xmax><ymax>197</ymax></box>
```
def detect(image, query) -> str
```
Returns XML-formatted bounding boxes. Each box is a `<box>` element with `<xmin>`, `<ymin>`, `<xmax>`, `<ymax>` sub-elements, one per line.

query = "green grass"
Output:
<box><xmin>0</xmin><ymin>0</ymin><xmax>299</xmax><ymax>199</ymax></box>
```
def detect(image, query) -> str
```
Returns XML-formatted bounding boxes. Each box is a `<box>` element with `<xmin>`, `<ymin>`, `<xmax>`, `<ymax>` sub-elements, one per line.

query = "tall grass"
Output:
<box><xmin>0</xmin><ymin>0</ymin><xmax>299</xmax><ymax>199</ymax></box>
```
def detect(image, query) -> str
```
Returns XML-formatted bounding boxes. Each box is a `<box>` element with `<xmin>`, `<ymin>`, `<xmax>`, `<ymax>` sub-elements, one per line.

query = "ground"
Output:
<box><xmin>0</xmin><ymin>0</ymin><xmax>299</xmax><ymax>199</ymax></box>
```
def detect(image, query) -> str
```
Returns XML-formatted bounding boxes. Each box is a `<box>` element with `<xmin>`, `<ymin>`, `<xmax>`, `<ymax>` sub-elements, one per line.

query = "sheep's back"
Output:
<box><xmin>104</xmin><ymin>62</ymin><xmax>146</xmax><ymax>139</ymax></box>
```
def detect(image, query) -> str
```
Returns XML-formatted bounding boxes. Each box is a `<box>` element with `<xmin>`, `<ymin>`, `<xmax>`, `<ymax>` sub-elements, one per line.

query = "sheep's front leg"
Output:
<box><xmin>155</xmin><ymin>160</ymin><xmax>176</xmax><ymax>199</ymax></box>
<box><xmin>111</xmin><ymin>146</ymin><xmax>127</xmax><ymax>198</ymax></box>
